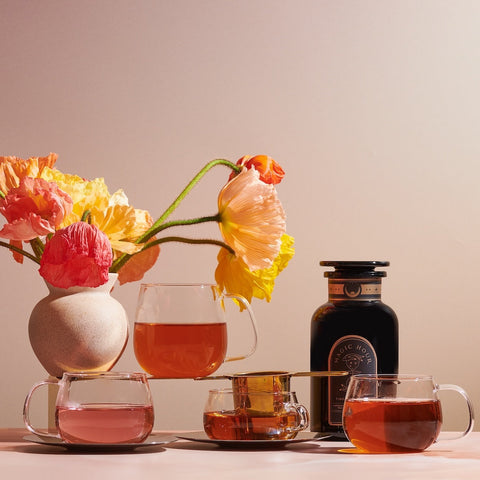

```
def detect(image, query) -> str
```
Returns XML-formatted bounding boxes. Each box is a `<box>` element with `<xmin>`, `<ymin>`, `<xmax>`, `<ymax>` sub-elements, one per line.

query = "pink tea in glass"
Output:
<box><xmin>56</xmin><ymin>403</ymin><xmax>154</xmax><ymax>444</ymax></box>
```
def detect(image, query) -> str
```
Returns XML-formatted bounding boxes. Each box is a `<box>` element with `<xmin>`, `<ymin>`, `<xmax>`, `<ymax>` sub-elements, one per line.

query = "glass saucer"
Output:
<box><xmin>23</xmin><ymin>432</ymin><xmax>177</xmax><ymax>452</ymax></box>
<box><xmin>176</xmin><ymin>431</ymin><xmax>328</xmax><ymax>448</ymax></box>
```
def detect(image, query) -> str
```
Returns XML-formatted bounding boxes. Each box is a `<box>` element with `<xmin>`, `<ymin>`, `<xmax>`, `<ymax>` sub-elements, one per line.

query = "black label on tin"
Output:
<box><xmin>327</xmin><ymin>335</ymin><xmax>377</xmax><ymax>425</ymax></box>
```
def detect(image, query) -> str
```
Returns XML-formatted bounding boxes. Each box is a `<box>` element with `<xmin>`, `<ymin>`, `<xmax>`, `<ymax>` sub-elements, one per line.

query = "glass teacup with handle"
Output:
<box><xmin>133</xmin><ymin>283</ymin><xmax>258</xmax><ymax>378</ymax></box>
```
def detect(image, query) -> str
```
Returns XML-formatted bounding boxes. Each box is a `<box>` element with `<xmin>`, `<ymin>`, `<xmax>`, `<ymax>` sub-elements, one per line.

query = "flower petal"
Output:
<box><xmin>39</xmin><ymin>222</ymin><xmax>112</xmax><ymax>288</ymax></box>
<box><xmin>215</xmin><ymin>234</ymin><xmax>295</xmax><ymax>304</ymax></box>
<box><xmin>10</xmin><ymin>239</ymin><xmax>25</xmax><ymax>264</ymax></box>
<box><xmin>230</xmin><ymin>155</ymin><xmax>285</xmax><ymax>185</ymax></box>
<box><xmin>0</xmin><ymin>153</ymin><xmax>57</xmax><ymax>195</ymax></box>
<box><xmin>0</xmin><ymin>177</ymin><xmax>73</xmax><ymax>241</ymax></box>
<box><xmin>40</xmin><ymin>168</ymin><xmax>110</xmax><ymax>226</ymax></box>
<box><xmin>218</xmin><ymin>168</ymin><xmax>286</xmax><ymax>270</ymax></box>
<box><xmin>117</xmin><ymin>241</ymin><xmax>160</xmax><ymax>285</ymax></box>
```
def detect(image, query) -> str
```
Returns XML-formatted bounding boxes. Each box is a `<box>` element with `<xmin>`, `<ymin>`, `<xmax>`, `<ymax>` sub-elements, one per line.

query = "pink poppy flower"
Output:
<box><xmin>0</xmin><ymin>177</ymin><xmax>73</xmax><ymax>241</ymax></box>
<box><xmin>39</xmin><ymin>222</ymin><xmax>113</xmax><ymax>288</ymax></box>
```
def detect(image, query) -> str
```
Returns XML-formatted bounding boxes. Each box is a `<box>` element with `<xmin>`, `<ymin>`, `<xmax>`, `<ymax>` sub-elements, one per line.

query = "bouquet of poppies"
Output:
<box><xmin>0</xmin><ymin>154</ymin><xmax>294</xmax><ymax>304</ymax></box>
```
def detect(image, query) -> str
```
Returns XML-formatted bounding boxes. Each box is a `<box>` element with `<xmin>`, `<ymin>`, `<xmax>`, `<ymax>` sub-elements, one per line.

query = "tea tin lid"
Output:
<box><xmin>320</xmin><ymin>261</ymin><xmax>389</xmax><ymax>278</ymax></box>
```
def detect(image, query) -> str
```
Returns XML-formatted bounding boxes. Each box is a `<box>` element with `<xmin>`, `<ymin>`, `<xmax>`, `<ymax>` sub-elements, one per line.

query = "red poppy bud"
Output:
<box><xmin>230</xmin><ymin>155</ymin><xmax>285</xmax><ymax>185</ymax></box>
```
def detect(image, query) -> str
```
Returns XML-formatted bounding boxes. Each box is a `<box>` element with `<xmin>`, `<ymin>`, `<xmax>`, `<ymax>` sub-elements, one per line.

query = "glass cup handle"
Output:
<box><xmin>223</xmin><ymin>293</ymin><xmax>258</xmax><ymax>362</ymax></box>
<box><xmin>23</xmin><ymin>379</ymin><xmax>61</xmax><ymax>439</ymax></box>
<box><xmin>437</xmin><ymin>383</ymin><xmax>475</xmax><ymax>440</ymax></box>
<box><xmin>285</xmin><ymin>403</ymin><xmax>310</xmax><ymax>433</ymax></box>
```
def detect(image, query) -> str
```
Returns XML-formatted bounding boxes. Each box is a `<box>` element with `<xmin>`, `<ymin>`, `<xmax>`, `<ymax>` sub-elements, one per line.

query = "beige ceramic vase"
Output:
<box><xmin>28</xmin><ymin>273</ymin><xmax>129</xmax><ymax>378</ymax></box>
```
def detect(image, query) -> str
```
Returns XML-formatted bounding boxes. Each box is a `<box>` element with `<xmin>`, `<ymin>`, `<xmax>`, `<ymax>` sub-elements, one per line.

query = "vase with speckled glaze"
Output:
<box><xmin>28</xmin><ymin>273</ymin><xmax>128</xmax><ymax>378</ymax></box>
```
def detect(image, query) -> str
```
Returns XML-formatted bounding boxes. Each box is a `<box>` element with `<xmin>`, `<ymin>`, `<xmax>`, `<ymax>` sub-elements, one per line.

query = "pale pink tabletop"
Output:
<box><xmin>2</xmin><ymin>429</ymin><xmax>480</xmax><ymax>480</ymax></box>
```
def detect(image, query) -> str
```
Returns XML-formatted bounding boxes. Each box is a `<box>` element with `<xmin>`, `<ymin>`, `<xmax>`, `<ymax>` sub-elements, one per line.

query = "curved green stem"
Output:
<box><xmin>137</xmin><ymin>159</ymin><xmax>239</xmax><ymax>244</ymax></box>
<box><xmin>81</xmin><ymin>210</ymin><xmax>91</xmax><ymax>223</ymax></box>
<box><xmin>144</xmin><ymin>214</ymin><xmax>221</xmax><ymax>238</ymax></box>
<box><xmin>110</xmin><ymin>236</ymin><xmax>234</xmax><ymax>272</ymax></box>
<box><xmin>29</xmin><ymin>238</ymin><xmax>45</xmax><ymax>259</ymax></box>
<box><xmin>143</xmin><ymin>236</ymin><xmax>234</xmax><ymax>253</ymax></box>
<box><xmin>110</xmin><ymin>214</ymin><xmax>222</xmax><ymax>272</ymax></box>
<box><xmin>0</xmin><ymin>240</ymin><xmax>41</xmax><ymax>264</ymax></box>
<box><xmin>110</xmin><ymin>159</ymin><xmax>239</xmax><ymax>273</ymax></box>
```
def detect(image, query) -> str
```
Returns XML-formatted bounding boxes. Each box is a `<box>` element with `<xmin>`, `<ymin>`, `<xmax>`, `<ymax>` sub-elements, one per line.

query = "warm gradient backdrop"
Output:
<box><xmin>1</xmin><ymin>1</ymin><xmax>479</xmax><ymax>432</ymax></box>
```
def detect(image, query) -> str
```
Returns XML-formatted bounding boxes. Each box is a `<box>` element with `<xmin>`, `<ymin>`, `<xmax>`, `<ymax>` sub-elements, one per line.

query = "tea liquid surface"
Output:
<box><xmin>343</xmin><ymin>398</ymin><xmax>442</xmax><ymax>453</ymax></box>
<box><xmin>134</xmin><ymin>322</ymin><xmax>227</xmax><ymax>378</ymax></box>
<box><xmin>203</xmin><ymin>410</ymin><xmax>300</xmax><ymax>440</ymax></box>
<box><xmin>56</xmin><ymin>403</ymin><xmax>154</xmax><ymax>444</ymax></box>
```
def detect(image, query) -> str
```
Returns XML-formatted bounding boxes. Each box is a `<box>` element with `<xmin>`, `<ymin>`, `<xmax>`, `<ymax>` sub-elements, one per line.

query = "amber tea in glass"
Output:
<box><xmin>343</xmin><ymin>374</ymin><xmax>474</xmax><ymax>453</ymax></box>
<box><xmin>203</xmin><ymin>389</ymin><xmax>309</xmax><ymax>441</ymax></box>
<box><xmin>134</xmin><ymin>283</ymin><xmax>257</xmax><ymax>378</ymax></box>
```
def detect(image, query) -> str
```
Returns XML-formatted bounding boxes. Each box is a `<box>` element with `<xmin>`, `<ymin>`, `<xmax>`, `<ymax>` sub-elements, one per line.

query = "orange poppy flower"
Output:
<box><xmin>229</xmin><ymin>155</ymin><xmax>285</xmax><ymax>185</ymax></box>
<box><xmin>0</xmin><ymin>153</ymin><xmax>57</xmax><ymax>195</ymax></box>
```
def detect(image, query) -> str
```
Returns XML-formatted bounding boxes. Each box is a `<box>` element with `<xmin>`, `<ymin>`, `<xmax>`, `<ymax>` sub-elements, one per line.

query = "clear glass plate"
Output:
<box><xmin>23</xmin><ymin>432</ymin><xmax>177</xmax><ymax>452</ymax></box>
<box><xmin>176</xmin><ymin>431</ymin><xmax>329</xmax><ymax>448</ymax></box>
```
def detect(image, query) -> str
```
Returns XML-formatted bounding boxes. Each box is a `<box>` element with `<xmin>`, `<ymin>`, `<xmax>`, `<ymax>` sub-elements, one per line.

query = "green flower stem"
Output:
<box><xmin>111</xmin><ymin>235</ymin><xmax>234</xmax><ymax>272</ymax></box>
<box><xmin>81</xmin><ymin>210</ymin><xmax>91</xmax><ymax>223</ymax></box>
<box><xmin>110</xmin><ymin>214</ymin><xmax>223</xmax><ymax>272</ymax></box>
<box><xmin>137</xmin><ymin>159</ymin><xmax>239</xmax><ymax>244</ymax></box>
<box><xmin>143</xmin><ymin>214</ymin><xmax>221</xmax><ymax>238</ymax></box>
<box><xmin>141</xmin><ymin>236</ymin><xmax>234</xmax><ymax>253</ymax></box>
<box><xmin>110</xmin><ymin>159</ymin><xmax>239</xmax><ymax>273</ymax></box>
<box><xmin>0</xmin><ymin>240</ymin><xmax>41</xmax><ymax>265</ymax></box>
<box><xmin>0</xmin><ymin>190</ymin><xmax>5</xmax><ymax>200</ymax></box>
<box><xmin>29</xmin><ymin>237</ymin><xmax>45</xmax><ymax>259</ymax></box>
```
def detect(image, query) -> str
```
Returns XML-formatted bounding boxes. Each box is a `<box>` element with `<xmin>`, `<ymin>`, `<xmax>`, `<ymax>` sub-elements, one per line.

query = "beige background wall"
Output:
<box><xmin>1</xmin><ymin>1</ymin><xmax>479</xmax><ymax>432</ymax></box>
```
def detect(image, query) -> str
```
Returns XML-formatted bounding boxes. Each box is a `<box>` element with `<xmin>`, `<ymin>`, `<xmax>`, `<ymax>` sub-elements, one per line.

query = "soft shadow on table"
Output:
<box><xmin>290</xmin><ymin>444</ymin><xmax>480</xmax><ymax>460</ymax></box>
<box><xmin>286</xmin><ymin>443</ymin><xmax>352</xmax><ymax>454</ymax></box>
<box><xmin>422</xmin><ymin>449</ymin><xmax>480</xmax><ymax>461</ymax></box>
<box><xmin>166</xmin><ymin>441</ymin><xmax>222</xmax><ymax>452</ymax></box>
<box><xmin>167</xmin><ymin>440</ymin><xmax>349</xmax><ymax>454</ymax></box>
<box><xmin>6</xmin><ymin>444</ymin><xmax>168</xmax><ymax>455</ymax></box>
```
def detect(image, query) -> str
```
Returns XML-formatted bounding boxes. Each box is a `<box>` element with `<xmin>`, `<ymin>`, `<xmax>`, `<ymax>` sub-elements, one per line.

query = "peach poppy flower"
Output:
<box><xmin>116</xmin><ymin>239</ymin><xmax>160</xmax><ymax>285</ymax></box>
<box><xmin>0</xmin><ymin>177</ymin><xmax>73</xmax><ymax>241</ymax></box>
<box><xmin>218</xmin><ymin>168</ymin><xmax>286</xmax><ymax>271</ymax></box>
<box><xmin>215</xmin><ymin>234</ymin><xmax>295</xmax><ymax>303</ymax></box>
<box><xmin>0</xmin><ymin>153</ymin><xmax>57</xmax><ymax>195</ymax></box>
<box><xmin>39</xmin><ymin>222</ymin><xmax>113</xmax><ymax>288</ymax></box>
<box><xmin>229</xmin><ymin>155</ymin><xmax>285</xmax><ymax>185</ymax></box>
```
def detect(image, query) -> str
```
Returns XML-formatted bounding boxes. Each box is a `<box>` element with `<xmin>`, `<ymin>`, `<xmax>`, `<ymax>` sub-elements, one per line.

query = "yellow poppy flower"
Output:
<box><xmin>40</xmin><ymin>167</ymin><xmax>110</xmax><ymax>225</ymax></box>
<box><xmin>89</xmin><ymin>204</ymin><xmax>143</xmax><ymax>255</ymax></box>
<box><xmin>215</xmin><ymin>234</ymin><xmax>295</xmax><ymax>303</ymax></box>
<box><xmin>218</xmin><ymin>168</ymin><xmax>286</xmax><ymax>271</ymax></box>
<box><xmin>40</xmin><ymin>166</ymin><xmax>160</xmax><ymax>284</ymax></box>
<box><xmin>88</xmin><ymin>197</ymin><xmax>160</xmax><ymax>285</ymax></box>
